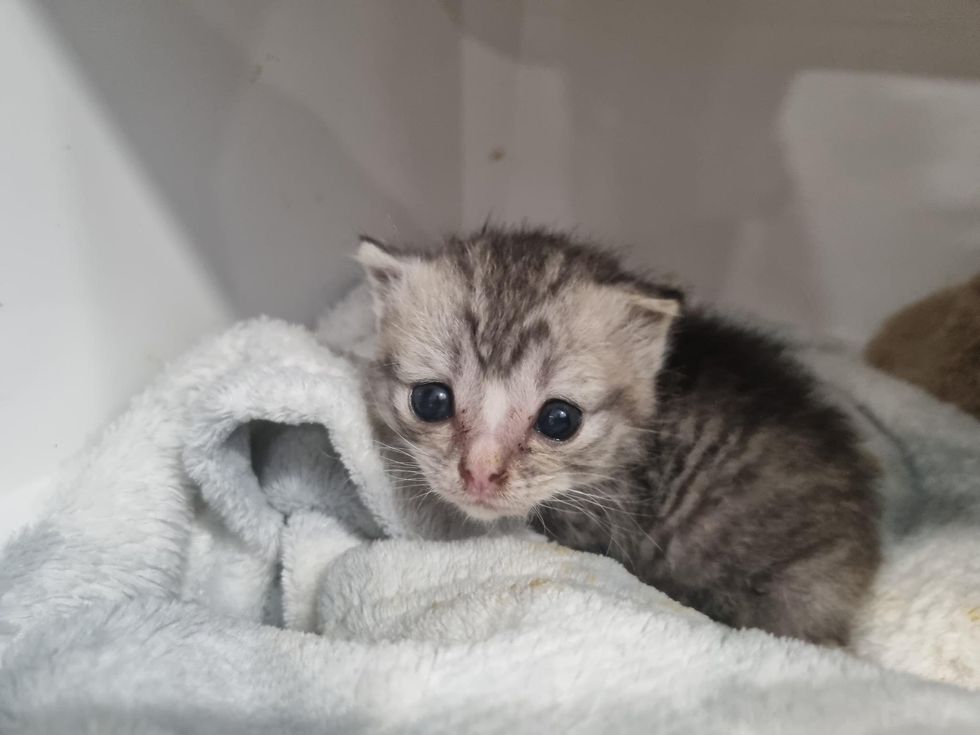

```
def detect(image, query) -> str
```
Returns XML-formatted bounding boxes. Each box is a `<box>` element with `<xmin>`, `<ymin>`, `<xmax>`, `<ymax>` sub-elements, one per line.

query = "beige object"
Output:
<box><xmin>866</xmin><ymin>273</ymin><xmax>980</xmax><ymax>420</ymax></box>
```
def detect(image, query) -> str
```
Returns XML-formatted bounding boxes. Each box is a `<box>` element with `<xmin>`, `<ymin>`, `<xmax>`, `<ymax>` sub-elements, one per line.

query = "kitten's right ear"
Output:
<box><xmin>356</xmin><ymin>236</ymin><xmax>415</xmax><ymax>300</ymax></box>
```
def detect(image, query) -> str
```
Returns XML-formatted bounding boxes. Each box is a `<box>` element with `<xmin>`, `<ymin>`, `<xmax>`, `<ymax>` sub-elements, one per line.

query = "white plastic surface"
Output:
<box><xmin>2</xmin><ymin>1</ymin><xmax>980</xmax><ymax>537</ymax></box>
<box><xmin>0</xmin><ymin>1</ymin><xmax>462</xmax><ymax>531</ymax></box>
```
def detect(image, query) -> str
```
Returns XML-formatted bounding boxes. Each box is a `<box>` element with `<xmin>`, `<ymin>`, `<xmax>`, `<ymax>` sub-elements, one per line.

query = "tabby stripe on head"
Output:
<box><xmin>506</xmin><ymin>319</ymin><xmax>551</xmax><ymax>372</ymax></box>
<box><xmin>463</xmin><ymin>308</ymin><xmax>488</xmax><ymax>370</ymax></box>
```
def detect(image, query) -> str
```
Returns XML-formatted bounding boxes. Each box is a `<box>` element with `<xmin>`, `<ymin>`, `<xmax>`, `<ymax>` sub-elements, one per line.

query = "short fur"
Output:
<box><xmin>360</xmin><ymin>227</ymin><xmax>880</xmax><ymax>645</ymax></box>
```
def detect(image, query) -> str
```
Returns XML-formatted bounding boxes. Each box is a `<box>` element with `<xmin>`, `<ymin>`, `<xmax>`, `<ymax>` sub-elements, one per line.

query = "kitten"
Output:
<box><xmin>358</xmin><ymin>227</ymin><xmax>880</xmax><ymax>645</ymax></box>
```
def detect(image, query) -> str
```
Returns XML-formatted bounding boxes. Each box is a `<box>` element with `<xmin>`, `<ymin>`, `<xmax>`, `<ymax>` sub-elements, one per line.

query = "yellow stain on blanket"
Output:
<box><xmin>968</xmin><ymin>607</ymin><xmax>980</xmax><ymax>623</ymax></box>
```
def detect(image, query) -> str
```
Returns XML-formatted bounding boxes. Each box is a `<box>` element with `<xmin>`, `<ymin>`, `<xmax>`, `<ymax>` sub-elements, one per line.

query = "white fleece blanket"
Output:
<box><xmin>0</xmin><ymin>287</ymin><xmax>979</xmax><ymax>734</ymax></box>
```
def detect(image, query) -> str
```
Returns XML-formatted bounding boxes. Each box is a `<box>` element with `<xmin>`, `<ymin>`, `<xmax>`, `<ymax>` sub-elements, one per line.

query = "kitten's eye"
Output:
<box><xmin>535</xmin><ymin>399</ymin><xmax>582</xmax><ymax>441</ymax></box>
<box><xmin>410</xmin><ymin>382</ymin><xmax>454</xmax><ymax>422</ymax></box>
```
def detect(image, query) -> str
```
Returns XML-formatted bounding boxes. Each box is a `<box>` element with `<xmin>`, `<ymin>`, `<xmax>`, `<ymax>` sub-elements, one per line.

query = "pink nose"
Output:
<box><xmin>458</xmin><ymin>457</ymin><xmax>507</xmax><ymax>498</ymax></box>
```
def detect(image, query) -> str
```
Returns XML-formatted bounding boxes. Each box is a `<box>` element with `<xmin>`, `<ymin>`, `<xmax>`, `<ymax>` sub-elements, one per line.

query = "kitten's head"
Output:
<box><xmin>359</xmin><ymin>228</ymin><xmax>681</xmax><ymax>521</ymax></box>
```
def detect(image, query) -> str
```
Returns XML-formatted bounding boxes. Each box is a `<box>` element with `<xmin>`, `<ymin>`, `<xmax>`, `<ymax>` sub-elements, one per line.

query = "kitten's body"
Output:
<box><xmin>359</xmin><ymin>228</ymin><xmax>880</xmax><ymax>645</ymax></box>
<box><xmin>535</xmin><ymin>311</ymin><xmax>879</xmax><ymax>643</ymax></box>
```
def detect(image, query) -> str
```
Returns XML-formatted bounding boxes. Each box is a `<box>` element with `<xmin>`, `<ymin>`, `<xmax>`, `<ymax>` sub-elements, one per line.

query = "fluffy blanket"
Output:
<box><xmin>0</xmin><ymin>286</ymin><xmax>978</xmax><ymax>734</ymax></box>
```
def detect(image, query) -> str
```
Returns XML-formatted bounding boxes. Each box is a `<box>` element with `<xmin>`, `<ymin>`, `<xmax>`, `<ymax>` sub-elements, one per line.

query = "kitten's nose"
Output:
<box><xmin>458</xmin><ymin>453</ymin><xmax>508</xmax><ymax>498</ymax></box>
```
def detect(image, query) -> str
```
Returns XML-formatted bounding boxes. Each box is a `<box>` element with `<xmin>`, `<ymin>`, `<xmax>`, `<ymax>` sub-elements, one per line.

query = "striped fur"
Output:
<box><xmin>360</xmin><ymin>228</ymin><xmax>880</xmax><ymax>645</ymax></box>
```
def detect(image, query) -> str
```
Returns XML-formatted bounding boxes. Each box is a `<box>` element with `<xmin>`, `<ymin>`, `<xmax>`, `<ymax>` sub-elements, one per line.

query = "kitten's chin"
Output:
<box><xmin>451</xmin><ymin>496</ymin><xmax>525</xmax><ymax>523</ymax></box>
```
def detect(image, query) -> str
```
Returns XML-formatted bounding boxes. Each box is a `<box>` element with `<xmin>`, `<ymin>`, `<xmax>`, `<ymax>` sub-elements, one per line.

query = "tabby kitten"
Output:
<box><xmin>358</xmin><ymin>227</ymin><xmax>880</xmax><ymax>645</ymax></box>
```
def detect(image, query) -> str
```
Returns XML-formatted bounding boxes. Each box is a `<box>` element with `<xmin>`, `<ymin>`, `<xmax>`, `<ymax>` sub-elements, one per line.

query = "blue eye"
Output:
<box><xmin>410</xmin><ymin>383</ymin><xmax>454</xmax><ymax>422</ymax></box>
<box><xmin>535</xmin><ymin>399</ymin><xmax>582</xmax><ymax>441</ymax></box>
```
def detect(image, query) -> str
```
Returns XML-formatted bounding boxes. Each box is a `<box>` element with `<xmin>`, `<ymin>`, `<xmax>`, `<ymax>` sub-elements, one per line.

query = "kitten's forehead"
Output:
<box><xmin>422</xmin><ymin>238</ymin><xmax>595</xmax><ymax>378</ymax></box>
<box><xmin>378</xmin><ymin>232</ymin><xmax>675</xmax><ymax>421</ymax></box>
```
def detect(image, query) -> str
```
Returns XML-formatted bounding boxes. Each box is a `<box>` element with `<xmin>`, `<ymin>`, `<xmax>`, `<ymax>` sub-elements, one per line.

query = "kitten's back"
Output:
<box><xmin>636</xmin><ymin>311</ymin><xmax>881</xmax><ymax>644</ymax></box>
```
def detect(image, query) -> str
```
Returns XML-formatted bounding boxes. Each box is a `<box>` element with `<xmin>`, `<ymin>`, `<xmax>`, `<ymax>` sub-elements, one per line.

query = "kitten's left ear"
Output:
<box><xmin>356</xmin><ymin>236</ymin><xmax>417</xmax><ymax>300</ymax></box>
<box><xmin>628</xmin><ymin>293</ymin><xmax>682</xmax><ymax>321</ymax></box>
<box><xmin>625</xmin><ymin>286</ymin><xmax>684</xmax><ymax>326</ymax></box>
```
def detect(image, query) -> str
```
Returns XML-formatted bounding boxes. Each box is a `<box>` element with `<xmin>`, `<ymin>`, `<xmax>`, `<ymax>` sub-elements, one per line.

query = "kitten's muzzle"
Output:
<box><xmin>458</xmin><ymin>454</ymin><xmax>509</xmax><ymax>500</ymax></box>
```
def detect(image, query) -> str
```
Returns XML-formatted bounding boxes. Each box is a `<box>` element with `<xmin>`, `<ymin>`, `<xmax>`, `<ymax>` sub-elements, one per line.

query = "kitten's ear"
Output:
<box><xmin>615</xmin><ymin>288</ymin><xmax>683</xmax><ymax>368</ymax></box>
<box><xmin>356</xmin><ymin>236</ymin><xmax>416</xmax><ymax>300</ymax></box>
<box><xmin>624</xmin><ymin>286</ymin><xmax>684</xmax><ymax>327</ymax></box>
<box><xmin>628</xmin><ymin>293</ymin><xmax>682</xmax><ymax>321</ymax></box>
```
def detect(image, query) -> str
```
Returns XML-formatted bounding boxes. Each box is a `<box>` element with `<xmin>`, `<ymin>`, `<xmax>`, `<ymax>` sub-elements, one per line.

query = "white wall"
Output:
<box><xmin>0</xmin><ymin>1</ymin><xmax>463</xmax><ymax>517</ymax></box>
<box><xmin>459</xmin><ymin>0</ymin><xmax>980</xmax><ymax>342</ymax></box>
